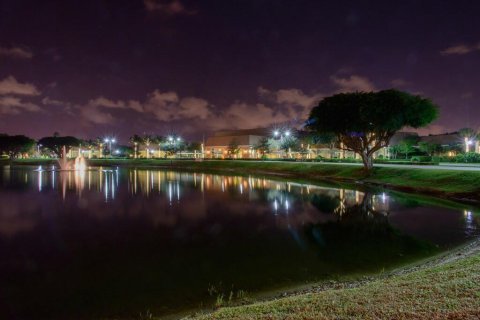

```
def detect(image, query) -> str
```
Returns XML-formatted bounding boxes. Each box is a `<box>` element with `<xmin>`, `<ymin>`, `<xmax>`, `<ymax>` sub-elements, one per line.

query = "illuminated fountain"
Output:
<box><xmin>57</xmin><ymin>146</ymin><xmax>87</xmax><ymax>171</ymax></box>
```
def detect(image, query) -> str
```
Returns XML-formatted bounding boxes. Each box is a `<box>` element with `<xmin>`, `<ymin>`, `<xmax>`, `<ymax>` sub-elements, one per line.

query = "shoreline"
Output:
<box><xmin>5</xmin><ymin>158</ymin><xmax>480</xmax><ymax>203</ymax></box>
<box><xmin>188</xmin><ymin>238</ymin><xmax>480</xmax><ymax>319</ymax></box>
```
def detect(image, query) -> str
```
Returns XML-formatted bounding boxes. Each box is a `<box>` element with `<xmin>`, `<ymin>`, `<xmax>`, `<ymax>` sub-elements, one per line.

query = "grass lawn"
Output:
<box><xmin>191</xmin><ymin>248</ymin><xmax>480</xmax><ymax>320</ymax></box>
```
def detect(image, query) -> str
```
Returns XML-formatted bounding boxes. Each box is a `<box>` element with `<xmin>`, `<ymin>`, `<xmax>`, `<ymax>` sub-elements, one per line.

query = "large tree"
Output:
<box><xmin>38</xmin><ymin>135</ymin><xmax>81</xmax><ymax>157</ymax></box>
<box><xmin>306</xmin><ymin>90</ymin><xmax>438</xmax><ymax>171</ymax></box>
<box><xmin>0</xmin><ymin>134</ymin><xmax>36</xmax><ymax>159</ymax></box>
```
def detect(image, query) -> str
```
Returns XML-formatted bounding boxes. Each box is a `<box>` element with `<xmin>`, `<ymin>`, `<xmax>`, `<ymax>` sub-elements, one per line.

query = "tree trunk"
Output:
<box><xmin>360</xmin><ymin>152</ymin><xmax>373</xmax><ymax>172</ymax></box>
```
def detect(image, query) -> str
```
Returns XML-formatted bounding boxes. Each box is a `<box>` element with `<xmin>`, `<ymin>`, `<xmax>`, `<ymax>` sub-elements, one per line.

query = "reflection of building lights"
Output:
<box><xmin>38</xmin><ymin>170</ymin><xmax>42</xmax><ymax>192</ymax></box>
<box><xmin>273</xmin><ymin>199</ymin><xmax>278</xmax><ymax>212</ymax></box>
<box><xmin>464</xmin><ymin>210</ymin><xmax>473</xmax><ymax>224</ymax></box>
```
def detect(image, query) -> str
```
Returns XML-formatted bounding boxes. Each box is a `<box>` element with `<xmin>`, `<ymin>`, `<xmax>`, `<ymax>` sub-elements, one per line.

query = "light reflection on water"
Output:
<box><xmin>0</xmin><ymin>166</ymin><xmax>479</xmax><ymax>319</ymax></box>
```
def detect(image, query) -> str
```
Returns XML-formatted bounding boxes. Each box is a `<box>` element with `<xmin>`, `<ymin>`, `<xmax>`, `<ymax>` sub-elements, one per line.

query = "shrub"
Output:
<box><xmin>411</xmin><ymin>156</ymin><xmax>432</xmax><ymax>162</ymax></box>
<box><xmin>454</xmin><ymin>152</ymin><xmax>480</xmax><ymax>163</ymax></box>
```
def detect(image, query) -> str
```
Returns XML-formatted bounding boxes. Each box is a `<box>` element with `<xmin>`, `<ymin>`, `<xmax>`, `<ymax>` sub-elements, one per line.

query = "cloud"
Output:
<box><xmin>210</xmin><ymin>102</ymin><xmax>291</xmax><ymax>130</ymax></box>
<box><xmin>80</xmin><ymin>97</ymin><xmax>145</xmax><ymax>124</ymax></box>
<box><xmin>78</xmin><ymin>90</ymin><xmax>212</xmax><ymax>125</ymax></box>
<box><xmin>42</xmin><ymin>97</ymin><xmax>69</xmax><ymax>107</ymax></box>
<box><xmin>259</xmin><ymin>87</ymin><xmax>322</xmax><ymax>108</ymax></box>
<box><xmin>0</xmin><ymin>46</ymin><xmax>33</xmax><ymax>59</ymax></box>
<box><xmin>391</xmin><ymin>78</ymin><xmax>410</xmax><ymax>87</ymax></box>
<box><xmin>0</xmin><ymin>76</ymin><xmax>41</xmax><ymax>96</ymax></box>
<box><xmin>0</xmin><ymin>96</ymin><xmax>41</xmax><ymax>115</ymax></box>
<box><xmin>178</xmin><ymin>97</ymin><xmax>211</xmax><ymax>119</ymax></box>
<box><xmin>87</xmin><ymin>96</ymin><xmax>127</xmax><ymax>109</ymax></box>
<box><xmin>440</xmin><ymin>43</ymin><xmax>480</xmax><ymax>56</ymax></box>
<box><xmin>143</xmin><ymin>90</ymin><xmax>212</xmax><ymax>121</ymax></box>
<box><xmin>80</xmin><ymin>105</ymin><xmax>116</xmax><ymax>125</ymax></box>
<box><xmin>144</xmin><ymin>0</ymin><xmax>196</xmax><ymax>15</ymax></box>
<box><xmin>331</xmin><ymin>75</ymin><xmax>376</xmax><ymax>92</ymax></box>
<box><xmin>257</xmin><ymin>87</ymin><xmax>323</xmax><ymax>120</ymax></box>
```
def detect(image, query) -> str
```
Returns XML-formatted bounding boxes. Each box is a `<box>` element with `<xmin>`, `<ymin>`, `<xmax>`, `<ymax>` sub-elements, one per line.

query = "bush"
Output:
<box><xmin>454</xmin><ymin>152</ymin><xmax>480</xmax><ymax>163</ymax></box>
<box><xmin>432</xmin><ymin>156</ymin><xmax>454</xmax><ymax>163</ymax></box>
<box><xmin>411</xmin><ymin>156</ymin><xmax>432</xmax><ymax>162</ymax></box>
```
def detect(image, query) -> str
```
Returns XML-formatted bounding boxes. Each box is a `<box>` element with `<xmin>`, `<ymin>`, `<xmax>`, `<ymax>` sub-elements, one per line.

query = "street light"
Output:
<box><xmin>104</xmin><ymin>137</ymin><xmax>116</xmax><ymax>155</ymax></box>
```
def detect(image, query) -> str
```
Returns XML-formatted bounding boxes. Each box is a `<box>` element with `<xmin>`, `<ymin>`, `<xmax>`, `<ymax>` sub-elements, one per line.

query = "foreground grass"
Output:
<box><xmin>191</xmin><ymin>250</ymin><xmax>480</xmax><ymax>320</ymax></box>
<box><xmin>6</xmin><ymin>158</ymin><xmax>480</xmax><ymax>197</ymax></box>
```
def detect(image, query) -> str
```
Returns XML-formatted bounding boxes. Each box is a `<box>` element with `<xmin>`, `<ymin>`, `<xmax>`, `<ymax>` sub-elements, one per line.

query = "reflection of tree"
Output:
<box><xmin>310</xmin><ymin>194</ymin><xmax>340</xmax><ymax>213</ymax></box>
<box><xmin>304</xmin><ymin>192</ymin><xmax>435</xmax><ymax>272</ymax></box>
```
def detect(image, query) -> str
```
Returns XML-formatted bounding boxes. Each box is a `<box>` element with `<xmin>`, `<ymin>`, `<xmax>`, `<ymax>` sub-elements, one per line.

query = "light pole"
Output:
<box><xmin>37</xmin><ymin>144</ymin><xmax>42</xmax><ymax>158</ymax></box>
<box><xmin>167</xmin><ymin>136</ymin><xmax>181</xmax><ymax>158</ymax></box>
<box><xmin>273</xmin><ymin>130</ymin><xmax>291</xmax><ymax>158</ymax></box>
<box><xmin>104</xmin><ymin>138</ymin><xmax>116</xmax><ymax>156</ymax></box>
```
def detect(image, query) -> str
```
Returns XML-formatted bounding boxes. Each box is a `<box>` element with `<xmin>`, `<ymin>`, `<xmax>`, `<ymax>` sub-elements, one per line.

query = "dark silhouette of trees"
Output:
<box><xmin>0</xmin><ymin>134</ymin><xmax>36</xmax><ymax>159</ymax></box>
<box><xmin>38</xmin><ymin>135</ymin><xmax>81</xmax><ymax>157</ymax></box>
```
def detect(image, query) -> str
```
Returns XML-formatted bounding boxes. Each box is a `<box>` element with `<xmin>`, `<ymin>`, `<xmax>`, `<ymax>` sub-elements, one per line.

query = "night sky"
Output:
<box><xmin>1</xmin><ymin>0</ymin><xmax>479</xmax><ymax>142</ymax></box>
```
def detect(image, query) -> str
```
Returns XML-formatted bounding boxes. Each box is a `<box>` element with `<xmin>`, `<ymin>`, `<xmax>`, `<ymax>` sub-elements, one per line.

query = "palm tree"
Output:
<box><xmin>129</xmin><ymin>134</ymin><xmax>143</xmax><ymax>158</ymax></box>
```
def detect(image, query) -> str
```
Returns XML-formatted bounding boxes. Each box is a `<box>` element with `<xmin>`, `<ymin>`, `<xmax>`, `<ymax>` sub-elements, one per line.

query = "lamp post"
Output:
<box><xmin>167</xmin><ymin>136</ymin><xmax>182</xmax><ymax>158</ymax></box>
<box><xmin>465</xmin><ymin>137</ymin><xmax>473</xmax><ymax>153</ymax></box>
<box><xmin>37</xmin><ymin>144</ymin><xmax>42</xmax><ymax>158</ymax></box>
<box><xmin>273</xmin><ymin>130</ymin><xmax>291</xmax><ymax>158</ymax></box>
<box><xmin>104</xmin><ymin>138</ymin><xmax>116</xmax><ymax>156</ymax></box>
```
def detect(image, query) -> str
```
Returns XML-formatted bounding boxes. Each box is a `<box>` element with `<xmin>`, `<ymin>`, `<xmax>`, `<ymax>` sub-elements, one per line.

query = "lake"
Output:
<box><xmin>0</xmin><ymin>166</ymin><xmax>478</xmax><ymax>319</ymax></box>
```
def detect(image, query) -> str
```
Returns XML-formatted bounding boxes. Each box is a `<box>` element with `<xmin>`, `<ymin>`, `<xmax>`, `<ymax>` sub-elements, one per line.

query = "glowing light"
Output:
<box><xmin>273</xmin><ymin>130</ymin><xmax>279</xmax><ymax>136</ymax></box>
<box><xmin>285</xmin><ymin>131</ymin><xmax>291</xmax><ymax>137</ymax></box>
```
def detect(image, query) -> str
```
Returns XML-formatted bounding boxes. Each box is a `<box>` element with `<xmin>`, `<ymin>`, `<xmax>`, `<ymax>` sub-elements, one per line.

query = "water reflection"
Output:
<box><xmin>0</xmin><ymin>166</ymin><xmax>479</xmax><ymax>319</ymax></box>
<box><xmin>0</xmin><ymin>167</ymin><xmax>478</xmax><ymax>241</ymax></box>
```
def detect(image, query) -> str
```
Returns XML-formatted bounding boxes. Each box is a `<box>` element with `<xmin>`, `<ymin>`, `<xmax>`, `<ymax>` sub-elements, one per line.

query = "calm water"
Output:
<box><xmin>0</xmin><ymin>166</ymin><xmax>478</xmax><ymax>319</ymax></box>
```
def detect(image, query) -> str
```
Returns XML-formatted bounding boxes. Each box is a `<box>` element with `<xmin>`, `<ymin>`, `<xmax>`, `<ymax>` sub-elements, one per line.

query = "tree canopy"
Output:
<box><xmin>306</xmin><ymin>89</ymin><xmax>438</xmax><ymax>170</ymax></box>
<box><xmin>38</xmin><ymin>135</ymin><xmax>81</xmax><ymax>157</ymax></box>
<box><xmin>0</xmin><ymin>134</ymin><xmax>36</xmax><ymax>159</ymax></box>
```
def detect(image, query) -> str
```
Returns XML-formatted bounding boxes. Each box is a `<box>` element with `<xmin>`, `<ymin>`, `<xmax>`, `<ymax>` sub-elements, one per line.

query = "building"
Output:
<box><xmin>205</xmin><ymin>128</ymin><xmax>269</xmax><ymax>158</ymax></box>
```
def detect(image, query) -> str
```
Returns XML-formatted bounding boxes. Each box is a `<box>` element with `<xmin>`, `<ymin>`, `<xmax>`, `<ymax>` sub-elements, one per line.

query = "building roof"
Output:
<box><xmin>389</xmin><ymin>132</ymin><xmax>418</xmax><ymax>145</ymax></box>
<box><xmin>212</xmin><ymin>128</ymin><xmax>271</xmax><ymax>137</ymax></box>
<box><xmin>419</xmin><ymin>132</ymin><xmax>461</xmax><ymax>145</ymax></box>
<box><xmin>205</xmin><ymin>134</ymin><xmax>265</xmax><ymax>147</ymax></box>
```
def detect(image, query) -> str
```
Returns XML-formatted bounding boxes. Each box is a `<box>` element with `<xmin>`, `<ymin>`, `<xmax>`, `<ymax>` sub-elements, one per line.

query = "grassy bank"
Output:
<box><xmin>5</xmin><ymin>158</ymin><xmax>480</xmax><ymax>200</ymax></box>
<box><xmin>190</xmin><ymin>243</ymin><xmax>480</xmax><ymax>320</ymax></box>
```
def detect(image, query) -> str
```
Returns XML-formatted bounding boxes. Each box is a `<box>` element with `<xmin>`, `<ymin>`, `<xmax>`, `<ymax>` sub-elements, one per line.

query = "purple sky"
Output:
<box><xmin>0</xmin><ymin>0</ymin><xmax>479</xmax><ymax>142</ymax></box>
